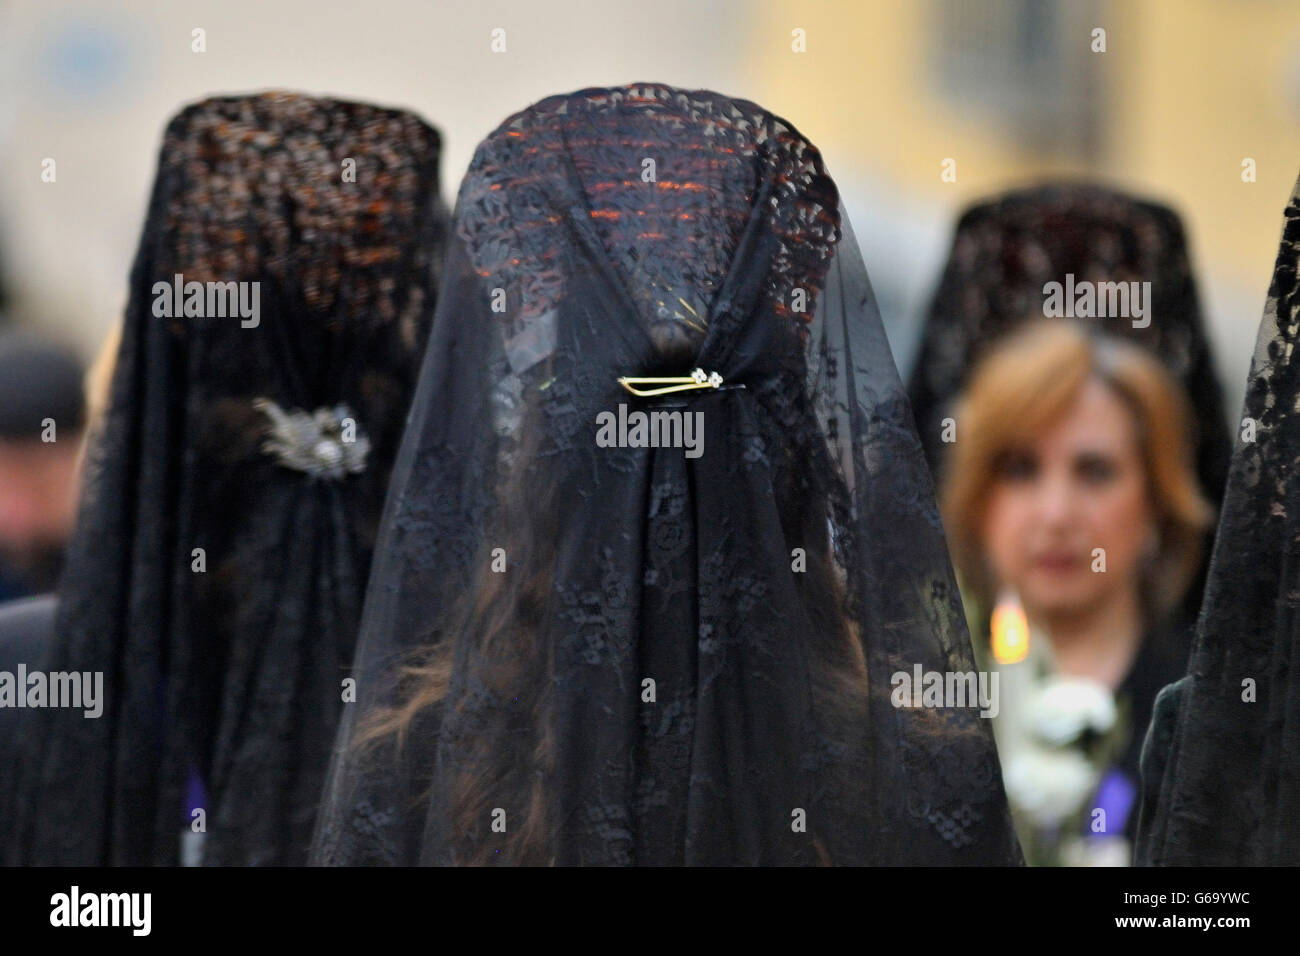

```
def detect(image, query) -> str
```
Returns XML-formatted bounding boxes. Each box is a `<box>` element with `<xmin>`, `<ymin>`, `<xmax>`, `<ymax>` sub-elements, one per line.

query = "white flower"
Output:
<box><xmin>1026</xmin><ymin>676</ymin><xmax>1117</xmax><ymax>747</ymax></box>
<box><xmin>1003</xmin><ymin>749</ymin><xmax>1098</xmax><ymax>827</ymax></box>
<box><xmin>1061</xmin><ymin>835</ymin><xmax>1132</xmax><ymax>867</ymax></box>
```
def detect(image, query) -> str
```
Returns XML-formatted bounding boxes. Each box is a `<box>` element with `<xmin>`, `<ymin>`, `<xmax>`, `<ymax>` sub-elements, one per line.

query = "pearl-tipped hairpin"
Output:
<box><xmin>618</xmin><ymin>367</ymin><xmax>724</xmax><ymax>397</ymax></box>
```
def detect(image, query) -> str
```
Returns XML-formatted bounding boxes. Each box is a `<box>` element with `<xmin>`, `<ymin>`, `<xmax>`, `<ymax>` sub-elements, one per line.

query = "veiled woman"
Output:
<box><xmin>1136</xmin><ymin>170</ymin><xmax>1300</xmax><ymax>866</ymax></box>
<box><xmin>13</xmin><ymin>92</ymin><xmax>447</xmax><ymax>866</ymax></box>
<box><xmin>312</xmin><ymin>83</ymin><xmax>1023</xmax><ymax>866</ymax></box>
<box><xmin>909</xmin><ymin>183</ymin><xmax>1230</xmax><ymax>579</ymax></box>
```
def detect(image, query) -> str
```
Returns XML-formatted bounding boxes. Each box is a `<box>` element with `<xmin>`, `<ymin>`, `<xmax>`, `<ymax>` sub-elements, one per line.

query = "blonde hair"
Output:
<box><xmin>84</xmin><ymin>321</ymin><xmax>121</xmax><ymax>428</ymax></box>
<box><xmin>940</xmin><ymin>320</ymin><xmax>1213</xmax><ymax>620</ymax></box>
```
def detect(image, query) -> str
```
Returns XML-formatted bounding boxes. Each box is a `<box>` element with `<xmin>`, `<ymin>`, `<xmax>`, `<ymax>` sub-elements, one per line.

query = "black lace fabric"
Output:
<box><xmin>908</xmin><ymin>184</ymin><xmax>1231</xmax><ymax>514</ymax></box>
<box><xmin>311</xmin><ymin>83</ymin><xmax>1023</xmax><ymax>866</ymax></box>
<box><xmin>1136</xmin><ymin>171</ymin><xmax>1300</xmax><ymax>866</ymax></box>
<box><xmin>11</xmin><ymin>92</ymin><xmax>448</xmax><ymax>865</ymax></box>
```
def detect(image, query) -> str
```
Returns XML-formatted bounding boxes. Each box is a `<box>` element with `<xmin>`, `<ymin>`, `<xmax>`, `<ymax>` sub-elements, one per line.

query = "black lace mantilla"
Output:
<box><xmin>12</xmin><ymin>92</ymin><xmax>448</xmax><ymax>866</ymax></box>
<box><xmin>312</xmin><ymin>83</ymin><xmax>1023</xmax><ymax>866</ymax></box>
<box><xmin>1136</xmin><ymin>170</ymin><xmax>1300</xmax><ymax>866</ymax></box>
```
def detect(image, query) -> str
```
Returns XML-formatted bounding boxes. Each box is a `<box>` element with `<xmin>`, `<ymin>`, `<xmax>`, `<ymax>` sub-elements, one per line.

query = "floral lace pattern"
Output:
<box><xmin>907</xmin><ymin>183</ymin><xmax>1230</xmax><ymax>515</ymax></box>
<box><xmin>1137</xmin><ymin>172</ymin><xmax>1300</xmax><ymax>865</ymax></box>
<box><xmin>311</xmin><ymin>84</ymin><xmax>1022</xmax><ymax>866</ymax></box>
<box><xmin>13</xmin><ymin>92</ymin><xmax>446</xmax><ymax>866</ymax></box>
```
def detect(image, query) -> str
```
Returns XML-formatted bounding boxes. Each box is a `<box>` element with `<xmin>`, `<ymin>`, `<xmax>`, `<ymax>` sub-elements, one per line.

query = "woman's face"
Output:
<box><xmin>980</xmin><ymin>376</ymin><xmax>1153</xmax><ymax>619</ymax></box>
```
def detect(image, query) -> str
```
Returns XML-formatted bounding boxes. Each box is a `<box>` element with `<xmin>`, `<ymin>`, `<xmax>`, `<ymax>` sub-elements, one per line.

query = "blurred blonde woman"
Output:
<box><xmin>941</xmin><ymin>320</ymin><xmax>1212</xmax><ymax>863</ymax></box>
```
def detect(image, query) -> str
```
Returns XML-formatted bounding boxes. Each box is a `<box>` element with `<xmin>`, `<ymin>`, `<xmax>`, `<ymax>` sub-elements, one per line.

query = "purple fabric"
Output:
<box><xmin>185</xmin><ymin>769</ymin><xmax>208</xmax><ymax>821</ymax></box>
<box><xmin>1092</xmin><ymin>767</ymin><xmax>1136</xmax><ymax>838</ymax></box>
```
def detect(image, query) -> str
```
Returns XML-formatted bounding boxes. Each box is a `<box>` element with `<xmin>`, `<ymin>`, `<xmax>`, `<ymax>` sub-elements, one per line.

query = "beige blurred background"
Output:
<box><xmin>1</xmin><ymin>0</ymin><xmax>1298</xmax><ymax>416</ymax></box>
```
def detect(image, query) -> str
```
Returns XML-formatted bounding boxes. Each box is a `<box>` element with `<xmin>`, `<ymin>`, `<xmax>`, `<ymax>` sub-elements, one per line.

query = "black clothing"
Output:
<box><xmin>312</xmin><ymin>83</ymin><xmax>1023</xmax><ymax>866</ymax></box>
<box><xmin>13</xmin><ymin>92</ymin><xmax>447</xmax><ymax>866</ymax></box>
<box><xmin>1136</xmin><ymin>171</ymin><xmax>1300</xmax><ymax>865</ymax></box>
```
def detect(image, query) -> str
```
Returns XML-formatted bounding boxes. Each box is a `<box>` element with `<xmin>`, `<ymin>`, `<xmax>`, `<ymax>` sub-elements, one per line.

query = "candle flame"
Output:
<box><xmin>991</xmin><ymin>593</ymin><xmax>1030</xmax><ymax>665</ymax></box>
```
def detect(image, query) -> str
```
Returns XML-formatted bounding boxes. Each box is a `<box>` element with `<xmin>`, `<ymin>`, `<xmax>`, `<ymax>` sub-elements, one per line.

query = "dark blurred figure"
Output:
<box><xmin>0</xmin><ymin>331</ymin><xmax>86</xmax><ymax>600</ymax></box>
<box><xmin>0</xmin><ymin>594</ymin><xmax>56</xmax><ymax>862</ymax></box>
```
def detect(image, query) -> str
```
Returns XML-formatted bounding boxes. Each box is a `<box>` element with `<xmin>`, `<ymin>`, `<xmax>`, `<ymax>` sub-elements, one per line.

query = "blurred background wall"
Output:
<box><xmin>1</xmin><ymin>0</ymin><xmax>1298</xmax><ymax>417</ymax></box>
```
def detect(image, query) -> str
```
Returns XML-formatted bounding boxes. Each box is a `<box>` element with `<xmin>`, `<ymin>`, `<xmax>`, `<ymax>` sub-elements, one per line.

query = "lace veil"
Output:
<box><xmin>1136</xmin><ymin>171</ymin><xmax>1300</xmax><ymax>865</ymax></box>
<box><xmin>13</xmin><ymin>92</ymin><xmax>447</xmax><ymax>865</ymax></box>
<box><xmin>312</xmin><ymin>84</ymin><xmax>1023</xmax><ymax>866</ymax></box>
<box><xmin>908</xmin><ymin>184</ymin><xmax>1231</xmax><ymax>511</ymax></box>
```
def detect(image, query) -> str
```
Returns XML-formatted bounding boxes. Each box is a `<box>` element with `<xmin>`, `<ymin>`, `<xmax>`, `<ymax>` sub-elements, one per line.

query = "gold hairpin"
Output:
<box><xmin>618</xmin><ymin>367</ymin><xmax>724</xmax><ymax>397</ymax></box>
